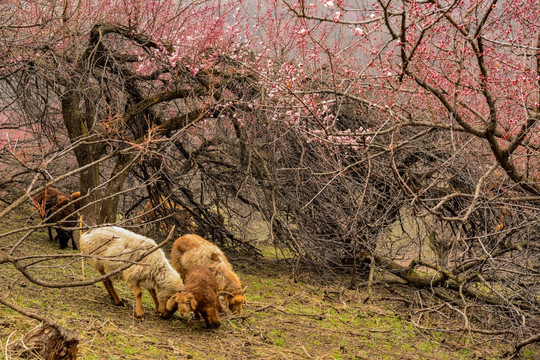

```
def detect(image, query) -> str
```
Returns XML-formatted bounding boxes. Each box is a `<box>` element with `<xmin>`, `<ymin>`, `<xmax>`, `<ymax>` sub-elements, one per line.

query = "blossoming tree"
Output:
<box><xmin>0</xmin><ymin>0</ymin><xmax>538</xmax><ymax>355</ymax></box>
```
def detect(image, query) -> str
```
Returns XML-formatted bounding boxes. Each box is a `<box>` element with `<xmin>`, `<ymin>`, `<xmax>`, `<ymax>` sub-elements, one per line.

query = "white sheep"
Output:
<box><xmin>80</xmin><ymin>226</ymin><xmax>183</xmax><ymax>318</ymax></box>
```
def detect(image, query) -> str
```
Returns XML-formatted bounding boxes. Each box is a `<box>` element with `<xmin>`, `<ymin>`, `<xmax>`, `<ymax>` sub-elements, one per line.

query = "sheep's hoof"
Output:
<box><xmin>158</xmin><ymin>310</ymin><xmax>173</xmax><ymax>319</ymax></box>
<box><xmin>135</xmin><ymin>313</ymin><xmax>144</xmax><ymax>319</ymax></box>
<box><xmin>114</xmin><ymin>299</ymin><xmax>126</xmax><ymax>307</ymax></box>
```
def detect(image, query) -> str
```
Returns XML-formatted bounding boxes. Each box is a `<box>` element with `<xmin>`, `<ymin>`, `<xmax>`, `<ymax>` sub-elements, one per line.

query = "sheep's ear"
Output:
<box><xmin>166</xmin><ymin>296</ymin><xmax>177</xmax><ymax>312</ymax></box>
<box><xmin>190</xmin><ymin>298</ymin><xmax>198</xmax><ymax>310</ymax></box>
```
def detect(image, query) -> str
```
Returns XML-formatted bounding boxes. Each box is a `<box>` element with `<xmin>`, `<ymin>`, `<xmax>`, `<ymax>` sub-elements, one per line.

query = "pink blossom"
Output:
<box><xmin>323</xmin><ymin>0</ymin><xmax>334</xmax><ymax>8</ymax></box>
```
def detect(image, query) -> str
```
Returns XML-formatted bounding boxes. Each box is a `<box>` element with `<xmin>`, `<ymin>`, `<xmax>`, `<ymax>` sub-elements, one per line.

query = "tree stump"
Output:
<box><xmin>12</xmin><ymin>322</ymin><xmax>79</xmax><ymax>360</ymax></box>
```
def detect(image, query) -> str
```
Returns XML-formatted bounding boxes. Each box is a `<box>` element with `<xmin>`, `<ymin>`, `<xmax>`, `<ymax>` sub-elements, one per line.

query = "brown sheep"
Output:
<box><xmin>33</xmin><ymin>187</ymin><xmax>80</xmax><ymax>249</ymax></box>
<box><xmin>170</xmin><ymin>234</ymin><xmax>246</xmax><ymax>314</ymax></box>
<box><xmin>166</xmin><ymin>265</ymin><xmax>221</xmax><ymax>329</ymax></box>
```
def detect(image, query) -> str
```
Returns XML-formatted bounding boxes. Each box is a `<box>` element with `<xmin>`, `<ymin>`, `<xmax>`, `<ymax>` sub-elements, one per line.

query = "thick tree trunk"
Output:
<box><xmin>62</xmin><ymin>90</ymin><xmax>102</xmax><ymax>226</ymax></box>
<box><xmin>12</xmin><ymin>322</ymin><xmax>79</xmax><ymax>360</ymax></box>
<box><xmin>100</xmin><ymin>153</ymin><xmax>137</xmax><ymax>223</ymax></box>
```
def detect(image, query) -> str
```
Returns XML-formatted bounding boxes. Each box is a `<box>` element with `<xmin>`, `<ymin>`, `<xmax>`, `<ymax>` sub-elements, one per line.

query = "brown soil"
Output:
<box><xmin>0</xmin><ymin>211</ymin><xmax>531</xmax><ymax>359</ymax></box>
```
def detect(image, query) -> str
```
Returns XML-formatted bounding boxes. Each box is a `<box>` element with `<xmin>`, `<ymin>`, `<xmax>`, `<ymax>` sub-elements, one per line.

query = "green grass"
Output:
<box><xmin>0</xmin><ymin>253</ymin><xmax>525</xmax><ymax>360</ymax></box>
<box><xmin>1</xmin><ymin>204</ymin><xmax>537</xmax><ymax>359</ymax></box>
<box><xmin>270</xmin><ymin>330</ymin><xmax>284</xmax><ymax>346</ymax></box>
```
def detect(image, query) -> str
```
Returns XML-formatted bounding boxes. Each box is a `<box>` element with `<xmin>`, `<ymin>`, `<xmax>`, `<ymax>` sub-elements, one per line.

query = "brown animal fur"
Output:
<box><xmin>166</xmin><ymin>265</ymin><xmax>221</xmax><ymax>328</ymax></box>
<box><xmin>170</xmin><ymin>234</ymin><xmax>246</xmax><ymax>314</ymax></box>
<box><xmin>69</xmin><ymin>191</ymin><xmax>82</xmax><ymax>211</ymax></box>
<box><xmin>33</xmin><ymin>187</ymin><xmax>79</xmax><ymax>249</ymax></box>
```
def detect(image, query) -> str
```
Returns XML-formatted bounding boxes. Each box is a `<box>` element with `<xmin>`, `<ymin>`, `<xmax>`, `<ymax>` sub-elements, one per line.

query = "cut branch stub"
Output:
<box><xmin>11</xmin><ymin>322</ymin><xmax>79</xmax><ymax>360</ymax></box>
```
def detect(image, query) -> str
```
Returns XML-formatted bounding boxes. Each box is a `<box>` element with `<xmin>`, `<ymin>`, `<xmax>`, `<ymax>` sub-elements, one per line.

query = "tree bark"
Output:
<box><xmin>62</xmin><ymin>89</ymin><xmax>102</xmax><ymax>226</ymax></box>
<box><xmin>12</xmin><ymin>322</ymin><xmax>79</xmax><ymax>360</ymax></box>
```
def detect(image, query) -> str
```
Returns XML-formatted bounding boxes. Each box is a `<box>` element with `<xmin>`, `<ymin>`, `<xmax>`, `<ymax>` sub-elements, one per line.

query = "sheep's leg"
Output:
<box><xmin>204</xmin><ymin>308</ymin><xmax>221</xmax><ymax>329</ymax></box>
<box><xmin>201</xmin><ymin>310</ymin><xmax>220</xmax><ymax>329</ymax></box>
<box><xmin>47</xmin><ymin>226</ymin><xmax>54</xmax><ymax>242</ymax></box>
<box><xmin>129</xmin><ymin>283</ymin><xmax>144</xmax><ymax>318</ymax></box>
<box><xmin>69</xmin><ymin>231</ymin><xmax>77</xmax><ymax>250</ymax></box>
<box><xmin>148</xmin><ymin>288</ymin><xmax>159</xmax><ymax>312</ymax></box>
<box><xmin>103</xmin><ymin>279</ymin><xmax>123</xmax><ymax>305</ymax></box>
<box><xmin>56</xmin><ymin>229</ymin><xmax>68</xmax><ymax>249</ymax></box>
<box><xmin>201</xmin><ymin>311</ymin><xmax>210</xmax><ymax>327</ymax></box>
<box><xmin>98</xmin><ymin>270</ymin><xmax>123</xmax><ymax>305</ymax></box>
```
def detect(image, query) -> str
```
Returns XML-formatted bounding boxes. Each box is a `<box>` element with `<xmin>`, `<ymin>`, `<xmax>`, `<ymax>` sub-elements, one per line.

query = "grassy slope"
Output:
<box><xmin>0</xmin><ymin>207</ymin><xmax>536</xmax><ymax>359</ymax></box>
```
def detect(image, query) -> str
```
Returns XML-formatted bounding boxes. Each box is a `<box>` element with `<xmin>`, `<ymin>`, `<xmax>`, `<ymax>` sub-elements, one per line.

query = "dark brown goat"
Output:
<box><xmin>33</xmin><ymin>187</ymin><xmax>80</xmax><ymax>250</ymax></box>
<box><xmin>166</xmin><ymin>265</ymin><xmax>221</xmax><ymax>329</ymax></box>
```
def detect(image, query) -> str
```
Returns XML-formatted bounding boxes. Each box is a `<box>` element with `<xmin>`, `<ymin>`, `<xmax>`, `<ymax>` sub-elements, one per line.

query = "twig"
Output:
<box><xmin>301</xmin><ymin>345</ymin><xmax>314</xmax><ymax>359</ymax></box>
<box><xmin>0</xmin><ymin>296</ymin><xmax>50</xmax><ymax>324</ymax></box>
<box><xmin>6</xmin><ymin>225</ymin><xmax>176</xmax><ymax>288</ymax></box>
<box><xmin>512</xmin><ymin>333</ymin><xmax>540</xmax><ymax>356</ymax></box>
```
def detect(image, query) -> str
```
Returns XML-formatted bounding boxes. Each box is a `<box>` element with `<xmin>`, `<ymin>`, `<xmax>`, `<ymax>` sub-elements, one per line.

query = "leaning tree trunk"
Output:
<box><xmin>12</xmin><ymin>321</ymin><xmax>79</xmax><ymax>360</ymax></box>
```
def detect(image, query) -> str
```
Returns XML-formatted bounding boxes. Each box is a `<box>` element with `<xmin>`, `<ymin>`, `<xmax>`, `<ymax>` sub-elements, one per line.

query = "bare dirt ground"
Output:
<box><xmin>0</xmin><ymin>208</ymin><xmax>536</xmax><ymax>359</ymax></box>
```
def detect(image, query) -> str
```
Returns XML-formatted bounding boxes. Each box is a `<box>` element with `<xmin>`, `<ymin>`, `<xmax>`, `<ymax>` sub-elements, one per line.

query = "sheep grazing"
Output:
<box><xmin>170</xmin><ymin>234</ymin><xmax>247</xmax><ymax>314</ymax></box>
<box><xmin>80</xmin><ymin>226</ymin><xmax>183</xmax><ymax>318</ymax></box>
<box><xmin>166</xmin><ymin>265</ymin><xmax>221</xmax><ymax>329</ymax></box>
<box><xmin>136</xmin><ymin>196</ymin><xmax>198</xmax><ymax>233</ymax></box>
<box><xmin>32</xmin><ymin>187</ymin><xmax>80</xmax><ymax>250</ymax></box>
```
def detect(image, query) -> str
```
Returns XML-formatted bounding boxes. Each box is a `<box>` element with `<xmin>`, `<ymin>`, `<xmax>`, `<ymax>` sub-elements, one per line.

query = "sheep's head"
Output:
<box><xmin>169</xmin><ymin>291</ymin><xmax>197</xmax><ymax>317</ymax></box>
<box><xmin>221</xmin><ymin>286</ymin><xmax>247</xmax><ymax>314</ymax></box>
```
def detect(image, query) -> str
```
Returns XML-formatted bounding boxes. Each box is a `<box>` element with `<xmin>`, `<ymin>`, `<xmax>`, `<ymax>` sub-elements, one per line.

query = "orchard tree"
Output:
<box><xmin>0</xmin><ymin>0</ymin><xmax>258</xmax><ymax>356</ymax></box>
<box><xmin>0</xmin><ymin>0</ymin><xmax>259</xmax><ymax>227</ymax></box>
<box><xmin>239</xmin><ymin>0</ymin><xmax>540</xmax><ymax>351</ymax></box>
